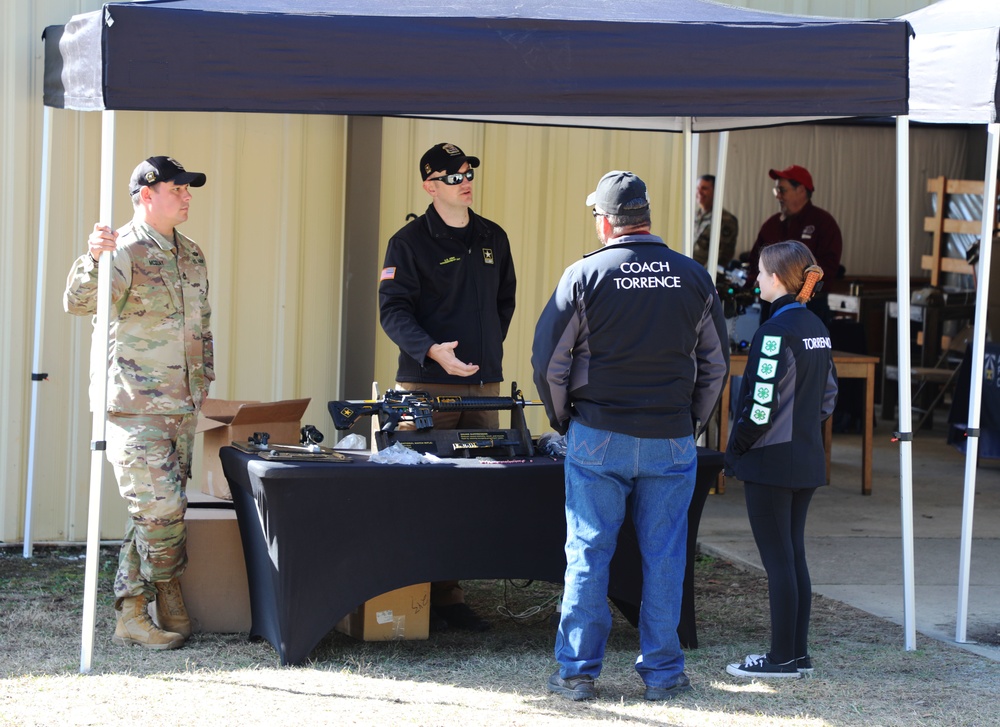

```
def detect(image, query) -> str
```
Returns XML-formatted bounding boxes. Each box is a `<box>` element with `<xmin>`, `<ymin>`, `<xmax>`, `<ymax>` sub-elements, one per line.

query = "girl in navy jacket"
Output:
<box><xmin>724</xmin><ymin>241</ymin><xmax>838</xmax><ymax>679</ymax></box>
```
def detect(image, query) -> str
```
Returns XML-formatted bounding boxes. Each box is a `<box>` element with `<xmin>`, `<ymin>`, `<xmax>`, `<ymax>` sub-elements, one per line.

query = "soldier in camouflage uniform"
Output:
<box><xmin>692</xmin><ymin>174</ymin><xmax>739</xmax><ymax>278</ymax></box>
<box><xmin>64</xmin><ymin>156</ymin><xmax>214</xmax><ymax>650</ymax></box>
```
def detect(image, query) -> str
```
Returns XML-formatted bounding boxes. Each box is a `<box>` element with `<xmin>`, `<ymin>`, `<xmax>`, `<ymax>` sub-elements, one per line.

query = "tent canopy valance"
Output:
<box><xmin>43</xmin><ymin>0</ymin><xmax>909</xmax><ymax>130</ymax></box>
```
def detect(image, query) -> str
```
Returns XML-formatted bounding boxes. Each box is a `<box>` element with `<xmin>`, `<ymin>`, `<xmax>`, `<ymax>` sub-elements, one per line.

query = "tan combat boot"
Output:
<box><xmin>154</xmin><ymin>579</ymin><xmax>192</xmax><ymax>640</ymax></box>
<box><xmin>113</xmin><ymin>594</ymin><xmax>185</xmax><ymax>650</ymax></box>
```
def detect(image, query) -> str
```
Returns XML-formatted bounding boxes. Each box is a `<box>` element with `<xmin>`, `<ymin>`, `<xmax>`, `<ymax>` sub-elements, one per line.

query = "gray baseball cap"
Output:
<box><xmin>585</xmin><ymin>171</ymin><xmax>649</xmax><ymax>214</ymax></box>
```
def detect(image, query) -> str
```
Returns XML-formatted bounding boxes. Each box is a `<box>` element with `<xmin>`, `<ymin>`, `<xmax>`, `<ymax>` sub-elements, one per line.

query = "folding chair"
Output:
<box><xmin>904</xmin><ymin>325</ymin><xmax>976</xmax><ymax>433</ymax></box>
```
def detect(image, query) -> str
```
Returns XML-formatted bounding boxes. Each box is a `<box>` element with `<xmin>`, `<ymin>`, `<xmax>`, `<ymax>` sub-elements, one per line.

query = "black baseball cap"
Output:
<box><xmin>419</xmin><ymin>143</ymin><xmax>480</xmax><ymax>181</ymax></box>
<box><xmin>129</xmin><ymin>156</ymin><xmax>207</xmax><ymax>195</ymax></box>
<box><xmin>586</xmin><ymin>171</ymin><xmax>649</xmax><ymax>214</ymax></box>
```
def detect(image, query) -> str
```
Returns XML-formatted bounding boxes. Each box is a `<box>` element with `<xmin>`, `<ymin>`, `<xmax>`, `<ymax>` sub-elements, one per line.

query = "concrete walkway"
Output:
<box><xmin>698</xmin><ymin>417</ymin><xmax>1000</xmax><ymax>661</ymax></box>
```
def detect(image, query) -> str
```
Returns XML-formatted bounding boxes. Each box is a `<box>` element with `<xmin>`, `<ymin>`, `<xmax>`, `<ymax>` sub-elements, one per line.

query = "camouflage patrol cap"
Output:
<box><xmin>129</xmin><ymin>156</ymin><xmax>207</xmax><ymax>195</ymax></box>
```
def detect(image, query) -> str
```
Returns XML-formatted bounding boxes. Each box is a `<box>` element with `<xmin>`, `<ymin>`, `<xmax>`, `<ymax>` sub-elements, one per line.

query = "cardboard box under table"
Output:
<box><xmin>177</xmin><ymin>508</ymin><xmax>251</xmax><ymax>633</ymax></box>
<box><xmin>197</xmin><ymin>397</ymin><xmax>310</xmax><ymax>499</ymax></box>
<box><xmin>335</xmin><ymin>583</ymin><xmax>430</xmax><ymax>641</ymax></box>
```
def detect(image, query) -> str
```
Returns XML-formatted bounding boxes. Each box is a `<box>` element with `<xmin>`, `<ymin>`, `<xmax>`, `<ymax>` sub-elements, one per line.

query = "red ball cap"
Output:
<box><xmin>768</xmin><ymin>164</ymin><xmax>814</xmax><ymax>192</ymax></box>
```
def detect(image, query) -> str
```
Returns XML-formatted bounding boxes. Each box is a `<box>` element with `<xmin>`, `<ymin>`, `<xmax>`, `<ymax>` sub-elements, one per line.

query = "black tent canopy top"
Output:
<box><xmin>44</xmin><ymin>0</ymin><xmax>909</xmax><ymax>125</ymax></box>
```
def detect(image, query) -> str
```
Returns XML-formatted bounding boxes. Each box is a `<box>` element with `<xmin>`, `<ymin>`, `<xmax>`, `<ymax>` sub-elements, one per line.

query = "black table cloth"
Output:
<box><xmin>221</xmin><ymin>446</ymin><xmax>723</xmax><ymax>665</ymax></box>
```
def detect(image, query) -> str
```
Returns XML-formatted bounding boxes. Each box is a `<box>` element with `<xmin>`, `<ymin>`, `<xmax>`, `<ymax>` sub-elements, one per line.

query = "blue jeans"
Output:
<box><xmin>555</xmin><ymin>420</ymin><xmax>696</xmax><ymax>688</ymax></box>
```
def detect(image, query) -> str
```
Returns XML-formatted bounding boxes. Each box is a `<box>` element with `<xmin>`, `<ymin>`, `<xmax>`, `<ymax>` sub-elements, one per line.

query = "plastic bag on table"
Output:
<box><xmin>368</xmin><ymin>441</ymin><xmax>433</xmax><ymax>465</ymax></box>
<box><xmin>334</xmin><ymin>433</ymin><xmax>368</xmax><ymax>450</ymax></box>
<box><xmin>537</xmin><ymin>431</ymin><xmax>567</xmax><ymax>457</ymax></box>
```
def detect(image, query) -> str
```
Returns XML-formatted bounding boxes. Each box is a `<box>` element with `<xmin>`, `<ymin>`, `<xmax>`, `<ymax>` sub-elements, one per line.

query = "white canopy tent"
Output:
<box><xmin>902</xmin><ymin>0</ymin><xmax>1000</xmax><ymax>645</ymax></box>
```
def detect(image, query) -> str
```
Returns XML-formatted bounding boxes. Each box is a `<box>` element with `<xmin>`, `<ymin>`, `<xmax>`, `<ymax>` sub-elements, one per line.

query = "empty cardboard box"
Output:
<box><xmin>335</xmin><ymin>583</ymin><xmax>431</xmax><ymax>641</ymax></box>
<box><xmin>177</xmin><ymin>508</ymin><xmax>251</xmax><ymax>633</ymax></box>
<box><xmin>197</xmin><ymin>397</ymin><xmax>310</xmax><ymax>498</ymax></box>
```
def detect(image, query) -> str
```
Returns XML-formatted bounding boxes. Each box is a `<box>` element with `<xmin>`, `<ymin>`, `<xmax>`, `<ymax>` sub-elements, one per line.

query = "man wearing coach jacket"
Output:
<box><xmin>532</xmin><ymin>170</ymin><xmax>728</xmax><ymax>702</ymax></box>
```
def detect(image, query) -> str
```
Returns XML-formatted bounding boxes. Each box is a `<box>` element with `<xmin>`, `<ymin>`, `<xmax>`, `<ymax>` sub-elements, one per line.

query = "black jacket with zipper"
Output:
<box><xmin>379</xmin><ymin>203</ymin><xmax>516</xmax><ymax>385</ymax></box>
<box><xmin>725</xmin><ymin>294</ymin><xmax>838</xmax><ymax>488</ymax></box>
<box><xmin>531</xmin><ymin>234</ymin><xmax>729</xmax><ymax>438</ymax></box>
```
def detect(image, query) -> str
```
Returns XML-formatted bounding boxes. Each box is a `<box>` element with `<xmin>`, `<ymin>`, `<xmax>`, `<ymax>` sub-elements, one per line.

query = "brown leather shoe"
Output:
<box><xmin>154</xmin><ymin>579</ymin><xmax>192</xmax><ymax>639</ymax></box>
<box><xmin>113</xmin><ymin>595</ymin><xmax>184</xmax><ymax>650</ymax></box>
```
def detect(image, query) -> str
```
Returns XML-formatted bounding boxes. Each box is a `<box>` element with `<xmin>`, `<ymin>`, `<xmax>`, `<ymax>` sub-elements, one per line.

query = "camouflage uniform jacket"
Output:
<box><xmin>64</xmin><ymin>220</ymin><xmax>214</xmax><ymax>415</ymax></box>
<box><xmin>692</xmin><ymin>206</ymin><xmax>739</xmax><ymax>271</ymax></box>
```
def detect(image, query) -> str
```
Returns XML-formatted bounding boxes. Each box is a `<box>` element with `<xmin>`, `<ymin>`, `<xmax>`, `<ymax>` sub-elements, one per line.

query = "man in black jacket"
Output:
<box><xmin>532</xmin><ymin>171</ymin><xmax>729</xmax><ymax>701</ymax></box>
<box><xmin>378</xmin><ymin>142</ymin><xmax>517</xmax><ymax>631</ymax></box>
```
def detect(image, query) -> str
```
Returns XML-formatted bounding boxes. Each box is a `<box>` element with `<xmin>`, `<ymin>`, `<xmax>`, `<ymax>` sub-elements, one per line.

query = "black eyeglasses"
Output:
<box><xmin>427</xmin><ymin>169</ymin><xmax>475</xmax><ymax>185</ymax></box>
<box><xmin>592</xmin><ymin>209</ymin><xmax>606</xmax><ymax>218</ymax></box>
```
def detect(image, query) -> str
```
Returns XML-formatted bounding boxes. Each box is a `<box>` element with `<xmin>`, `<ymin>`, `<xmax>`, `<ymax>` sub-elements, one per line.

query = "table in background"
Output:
<box><xmin>221</xmin><ymin>446</ymin><xmax>724</xmax><ymax>665</ymax></box>
<box><xmin>718</xmin><ymin>351</ymin><xmax>878</xmax><ymax>496</ymax></box>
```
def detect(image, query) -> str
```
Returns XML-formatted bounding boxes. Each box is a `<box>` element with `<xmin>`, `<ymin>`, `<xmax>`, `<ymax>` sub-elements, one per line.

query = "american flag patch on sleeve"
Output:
<box><xmin>380</xmin><ymin>267</ymin><xmax>396</xmax><ymax>281</ymax></box>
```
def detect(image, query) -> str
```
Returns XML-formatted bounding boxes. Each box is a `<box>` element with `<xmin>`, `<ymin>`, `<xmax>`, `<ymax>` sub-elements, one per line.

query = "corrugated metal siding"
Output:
<box><xmin>374</xmin><ymin>119</ymin><xmax>685</xmax><ymax>434</ymax></box>
<box><xmin>3</xmin><ymin>0</ymin><xmax>351</xmax><ymax>542</ymax></box>
<box><xmin>3</xmin><ymin>0</ymin><xmax>946</xmax><ymax>543</ymax></box>
<box><xmin>723</xmin><ymin>0</ymin><xmax>931</xmax><ymax>16</ymax></box>
<box><xmin>12</xmin><ymin>108</ymin><xmax>349</xmax><ymax>543</ymax></box>
<box><xmin>698</xmin><ymin>123</ymin><xmax>971</xmax><ymax>280</ymax></box>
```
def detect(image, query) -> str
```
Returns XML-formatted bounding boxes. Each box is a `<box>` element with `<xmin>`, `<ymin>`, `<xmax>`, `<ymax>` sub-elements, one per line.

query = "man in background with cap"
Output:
<box><xmin>379</xmin><ymin>142</ymin><xmax>516</xmax><ymax>632</ymax></box>
<box><xmin>746</xmin><ymin>164</ymin><xmax>842</xmax><ymax>320</ymax></box>
<box><xmin>532</xmin><ymin>171</ymin><xmax>728</xmax><ymax>701</ymax></box>
<box><xmin>64</xmin><ymin>155</ymin><xmax>213</xmax><ymax>650</ymax></box>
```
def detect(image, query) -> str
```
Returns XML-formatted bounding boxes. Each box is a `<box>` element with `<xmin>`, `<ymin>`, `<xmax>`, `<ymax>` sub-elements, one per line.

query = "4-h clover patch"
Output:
<box><xmin>756</xmin><ymin>357</ymin><xmax>778</xmax><ymax>380</ymax></box>
<box><xmin>753</xmin><ymin>382</ymin><xmax>774</xmax><ymax>405</ymax></box>
<box><xmin>750</xmin><ymin>403</ymin><xmax>771</xmax><ymax>425</ymax></box>
<box><xmin>761</xmin><ymin>335</ymin><xmax>782</xmax><ymax>356</ymax></box>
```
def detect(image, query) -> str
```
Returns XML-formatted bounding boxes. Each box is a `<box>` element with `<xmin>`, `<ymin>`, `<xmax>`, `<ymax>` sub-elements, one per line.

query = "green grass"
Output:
<box><xmin>1</xmin><ymin>547</ymin><xmax>998</xmax><ymax>727</ymax></box>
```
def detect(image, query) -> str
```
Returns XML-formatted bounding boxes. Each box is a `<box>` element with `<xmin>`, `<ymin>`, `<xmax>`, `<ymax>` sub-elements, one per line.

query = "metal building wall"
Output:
<box><xmin>374</xmin><ymin>119</ymin><xmax>686</xmax><ymax>434</ymax></box>
<box><xmin>3</xmin><ymin>1</ymin><xmax>349</xmax><ymax>543</ymax></box>
<box><xmin>3</xmin><ymin>0</ymin><xmax>944</xmax><ymax>543</ymax></box>
<box><xmin>724</xmin><ymin>0</ymin><xmax>931</xmax><ymax>15</ymax></box>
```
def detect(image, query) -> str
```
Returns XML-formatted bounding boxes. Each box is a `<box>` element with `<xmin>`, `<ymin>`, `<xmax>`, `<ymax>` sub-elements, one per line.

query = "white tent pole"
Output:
<box><xmin>955</xmin><ymin>121</ymin><xmax>999</xmax><ymax>643</ymax></box>
<box><xmin>895</xmin><ymin>115</ymin><xmax>917</xmax><ymax>651</ymax></box>
<box><xmin>682</xmin><ymin>117</ymin><xmax>694</xmax><ymax>258</ymax></box>
<box><xmin>80</xmin><ymin>110</ymin><xmax>116</xmax><ymax>675</ymax></box>
<box><xmin>23</xmin><ymin>106</ymin><xmax>54</xmax><ymax>559</ymax></box>
<box><xmin>707</xmin><ymin>131</ymin><xmax>730</xmax><ymax>276</ymax></box>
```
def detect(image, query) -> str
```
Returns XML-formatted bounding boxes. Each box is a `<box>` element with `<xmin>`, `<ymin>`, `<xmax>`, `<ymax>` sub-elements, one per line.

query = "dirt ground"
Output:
<box><xmin>2</xmin><ymin>546</ymin><xmax>998</xmax><ymax>726</ymax></box>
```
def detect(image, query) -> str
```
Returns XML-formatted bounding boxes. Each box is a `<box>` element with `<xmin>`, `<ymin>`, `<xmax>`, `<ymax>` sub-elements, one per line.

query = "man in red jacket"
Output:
<box><xmin>746</xmin><ymin>165</ymin><xmax>842</xmax><ymax>321</ymax></box>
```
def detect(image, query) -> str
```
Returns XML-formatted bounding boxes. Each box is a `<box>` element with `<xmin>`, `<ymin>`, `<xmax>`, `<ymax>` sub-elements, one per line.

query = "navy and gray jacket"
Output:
<box><xmin>379</xmin><ymin>204</ymin><xmax>516</xmax><ymax>385</ymax></box>
<box><xmin>531</xmin><ymin>234</ymin><xmax>729</xmax><ymax>439</ymax></box>
<box><xmin>725</xmin><ymin>294</ymin><xmax>838</xmax><ymax>488</ymax></box>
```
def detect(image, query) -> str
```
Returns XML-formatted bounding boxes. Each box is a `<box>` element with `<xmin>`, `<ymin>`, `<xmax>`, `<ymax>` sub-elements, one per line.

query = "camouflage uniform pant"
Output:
<box><xmin>106</xmin><ymin>412</ymin><xmax>197</xmax><ymax>603</ymax></box>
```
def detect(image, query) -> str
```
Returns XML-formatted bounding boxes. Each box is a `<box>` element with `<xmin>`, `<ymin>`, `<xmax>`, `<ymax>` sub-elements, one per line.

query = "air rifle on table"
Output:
<box><xmin>329</xmin><ymin>381</ymin><xmax>539</xmax><ymax>432</ymax></box>
<box><xmin>328</xmin><ymin>382</ymin><xmax>541</xmax><ymax>458</ymax></box>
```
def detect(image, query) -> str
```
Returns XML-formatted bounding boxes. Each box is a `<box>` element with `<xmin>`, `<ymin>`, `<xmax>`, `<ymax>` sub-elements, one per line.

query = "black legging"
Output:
<box><xmin>744</xmin><ymin>482</ymin><xmax>815</xmax><ymax>664</ymax></box>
